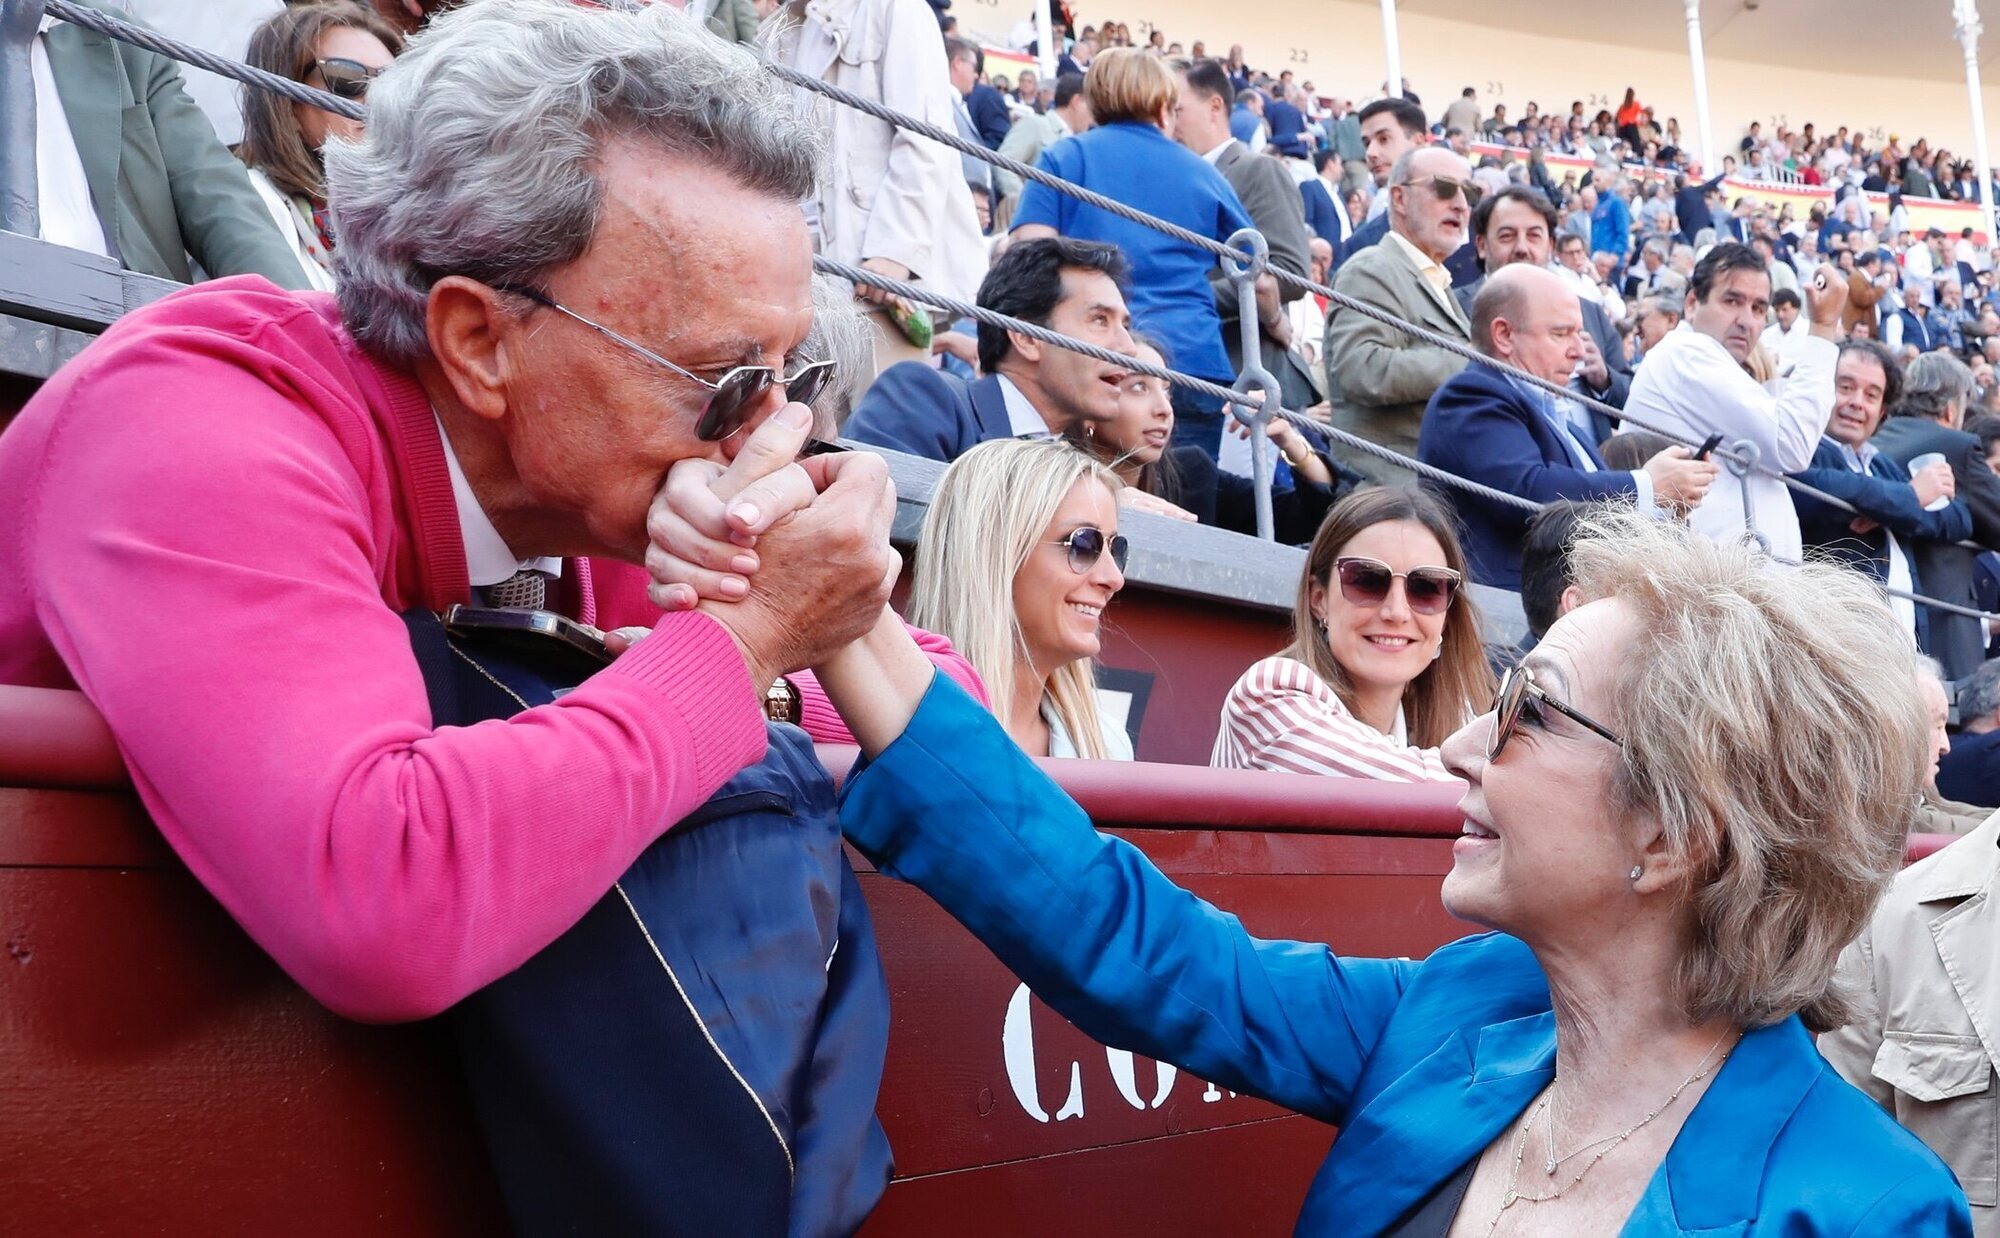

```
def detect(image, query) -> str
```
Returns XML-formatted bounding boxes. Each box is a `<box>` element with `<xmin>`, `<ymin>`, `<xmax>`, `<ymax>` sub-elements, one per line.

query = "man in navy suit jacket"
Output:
<box><xmin>844</xmin><ymin>237</ymin><xmax>1136</xmax><ymax>461</ymax></box>
<box><xmin>1452</xmin><ymin>186</ymin><xmax>1634</xmax><ymax>434</ymax></box>
<box><xmin>1417</xmin><ymin>266</ymin><xmax>1718</xmax><ymax>587</ymax></box>
<box><xmin>1790</xmin><ymin>340</ymin><xmax>1971</xmax><ymax>649</ymax></box>
<box><xmin>946</xmin><ymin>37</ymin><xmax>1013</xmax><ymax>149</ymax></box>
<box><xmin>1262</xmin><ymin>82</ymin><xmax>1309</xmax><ymax>158</ymax></box>
<box><xmin>1299</xmin><ymin>149</ymin><xmax>1351</xmax><ymax>251</ymax></box>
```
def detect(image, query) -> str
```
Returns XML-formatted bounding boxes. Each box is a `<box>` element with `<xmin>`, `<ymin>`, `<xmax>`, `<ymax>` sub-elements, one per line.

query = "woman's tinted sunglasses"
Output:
<box><xmin>1333</xmin><ymin>556</ymin><xmax>1461</xmax><ymax>615</ymax></box>
<box><xmin>493</xmin><ymin>283</ymin><xmax>836</xmax><ymax>441</ymax></box>
<box><xmin>312</xmin><ymin>58</ymin><xmax>386</xmax><ymax>102</ymax></box>
<box><xmin>1489</xmin><ymin>664</ymin><xmax>1624</xmax><ymax>761</ymax></box>
<box><xmin>1051</xmin><ymin>526</ymin><xmax>1129</xmax><ymax>575</ymax></box>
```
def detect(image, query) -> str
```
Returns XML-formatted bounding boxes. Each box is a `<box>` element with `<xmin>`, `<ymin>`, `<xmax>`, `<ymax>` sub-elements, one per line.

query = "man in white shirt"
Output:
<box><xmin>1904</xmin><ymin>228</ymin><xmax>1939</xmax><ymax>300</ymax></box>
<box><xmin>1759</xmin><ymin>287</ymin><xmax>1802</xmax><ymax>354</ymax></box>
<box><xmin>1620</xmin><ymin>241</ymin><xmax>1848</xmax><ymax>561</ymax></box>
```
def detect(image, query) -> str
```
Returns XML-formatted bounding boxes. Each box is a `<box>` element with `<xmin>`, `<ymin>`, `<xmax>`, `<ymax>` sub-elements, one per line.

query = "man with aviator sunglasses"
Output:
<box><xmin>0</xmin><ymin>4</ymin><xmax>985</xmax><ymax>1230</ymax></box>
<box><xmin>1323</xmin><ymin>146</ymin><xmax>1478</xmax><ymax>482</ymax></box>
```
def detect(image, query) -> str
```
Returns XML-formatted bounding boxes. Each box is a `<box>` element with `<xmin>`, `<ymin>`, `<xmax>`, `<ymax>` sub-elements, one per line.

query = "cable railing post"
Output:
<box><xmin>1726</xmin><ymin>438</ymin><xmax>1770</xmax><ymax>554</ymax></box>
<box><xmin>1222</xmin><ymin>227</ymin><xmax>1280</xmax><ymax>542</ymax></box>
<box><xmin>0</xmin><ymin>0</ymin><xmax>43</xmax><ymax>238</ymax></box>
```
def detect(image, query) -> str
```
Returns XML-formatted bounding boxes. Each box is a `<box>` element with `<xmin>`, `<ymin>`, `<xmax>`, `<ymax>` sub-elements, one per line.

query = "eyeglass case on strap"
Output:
<box><xmin>400</xmin><ymin>609</ymin><xmax>893</xmax><ymax>1237</ymax></box>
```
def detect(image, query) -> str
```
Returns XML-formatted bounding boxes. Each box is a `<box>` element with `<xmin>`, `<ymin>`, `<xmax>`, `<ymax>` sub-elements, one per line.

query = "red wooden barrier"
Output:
<box><xmin>0</xmin><ymin>687</ymin><xmax>1969</xmax><ymax>1235</ymax></box>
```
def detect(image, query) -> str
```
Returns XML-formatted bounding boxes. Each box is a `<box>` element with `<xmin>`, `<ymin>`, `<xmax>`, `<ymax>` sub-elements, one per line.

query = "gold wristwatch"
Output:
<box><xmin>765</xmin><ymin>676</ymin><xmax>802</xmax><ymax>725</ymax></box>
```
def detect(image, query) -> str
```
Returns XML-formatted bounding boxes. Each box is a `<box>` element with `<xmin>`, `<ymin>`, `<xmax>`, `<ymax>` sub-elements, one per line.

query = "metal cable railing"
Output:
<box><xmin>13</xmin><ymin>0</ymin><xmax>1538</xmax><ymax>517</ymax></box>
<box><xmin>817</xmin><ymin>255</ymin><xmax>1542</xmax><ymax>513</ymax></box>
<box><xmin>8</xmin><ymin>0</ymin><xmax>2000</xmax><ymax>620</ymax></box>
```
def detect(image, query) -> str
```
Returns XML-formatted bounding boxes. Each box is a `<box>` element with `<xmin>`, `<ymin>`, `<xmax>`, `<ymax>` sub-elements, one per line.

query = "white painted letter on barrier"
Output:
<box><xmin>1107</xmin><ymin>1047</ymin><xmax>1177</xmax><ymax>1110</ymax></box>
<box><xmin>1003</xmin><ymin>982</ymin><xmax>1084</xmax><ymax>1123</ymax></box>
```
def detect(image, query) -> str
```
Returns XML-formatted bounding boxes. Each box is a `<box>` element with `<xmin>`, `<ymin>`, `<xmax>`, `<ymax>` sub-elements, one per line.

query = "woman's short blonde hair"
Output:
<box><xmin>1568</xmin><ymin>508</ymin><xmax>1929</xmax><ymax>1033</ymax></box>
<box><xmin>1084</xmin><ymin>47</ymin><xmax>1177</xmax><ymax>127</ymax></box>
<box><xmin>907</xmin><ymin>439</ymin><xmax>1125</xmax><ymax>758</ymax></box>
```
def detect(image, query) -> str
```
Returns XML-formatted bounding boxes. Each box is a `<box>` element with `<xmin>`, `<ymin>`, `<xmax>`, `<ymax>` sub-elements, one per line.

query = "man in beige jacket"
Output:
<box><xmin>1321</xmin><ymin>146</ymin><xmax>1474</xmax><ymax>482</ymax></box>
<box><xmin>1822</xmin><ymin>661</ymin><xmax>2000</xmax><ymax>1235</ymax></box>
<box><xmin>773</xmin><ymin>0</ymin><xmax>986</xmax><ymax>377</ymax></box>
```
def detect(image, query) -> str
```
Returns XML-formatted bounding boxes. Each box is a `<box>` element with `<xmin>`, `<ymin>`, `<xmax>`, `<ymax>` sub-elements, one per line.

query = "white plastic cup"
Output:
<box><xmin>1910</xmin><ymin>452</ymin><xmax>1951</xmax><ymax>511</ymax></box>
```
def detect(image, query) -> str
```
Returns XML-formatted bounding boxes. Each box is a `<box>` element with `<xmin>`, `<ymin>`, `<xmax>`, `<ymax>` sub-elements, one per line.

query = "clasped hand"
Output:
<box><xmin>629</xmin><ymin>402</ymin><xmax>900</xmax><ymax>690</ymax></box>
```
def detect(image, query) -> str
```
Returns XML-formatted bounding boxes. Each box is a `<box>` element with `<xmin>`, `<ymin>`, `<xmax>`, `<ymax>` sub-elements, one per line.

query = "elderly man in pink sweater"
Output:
<box><xmin>0</xmin><ymin>1</ymin><xmax>987</xmax><ymax>1232</ymax></box>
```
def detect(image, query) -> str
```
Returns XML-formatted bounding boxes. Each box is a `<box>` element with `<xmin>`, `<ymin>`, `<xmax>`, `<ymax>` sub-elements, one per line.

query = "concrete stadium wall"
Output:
<box><xmin>977</xmin><ymin>0</ymin><xmax>2000</xmax><ymax>166</ymax></box>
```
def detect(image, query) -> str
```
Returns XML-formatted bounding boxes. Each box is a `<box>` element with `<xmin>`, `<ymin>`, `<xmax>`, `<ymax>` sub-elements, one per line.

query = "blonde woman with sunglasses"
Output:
<box><xmin>906</xmin><ymin>438</ymin><xmax>1135</xmax><ymax>760</ymax></box>
<box><xmin>1212</xmin><ymin>487</ymin><xmax>1495</xmax><ymax>781</ymax></box>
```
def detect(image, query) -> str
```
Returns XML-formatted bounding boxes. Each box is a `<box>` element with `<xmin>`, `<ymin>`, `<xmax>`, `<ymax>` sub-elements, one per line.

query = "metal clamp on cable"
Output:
<box><xmin>1726</xmin><ymin>438</ymin><xmax>1771</xmax><ymax>554</ymax></box>
<box><xmin>1222</xmin><ymin>228</ymin><xmax>1280</xmax><ymax>542</ymax></box>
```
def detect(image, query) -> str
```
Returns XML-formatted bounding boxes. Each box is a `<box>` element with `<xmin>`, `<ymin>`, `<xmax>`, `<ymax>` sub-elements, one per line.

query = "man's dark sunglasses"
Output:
<box><xmin>1405</xmin><ymin>174</ymin><xmax>1482</xmax><ymax>208</ymax></box>
<box><xmin>1334</xmin><ymin>556</ymin><xmax>1461</xmax><ymax>615</ymax></box>
<box><xmin>1488</xmin><ymin>664</ymin><xmax>1624</xmax><ymax>761</ymax></box>
<box><xmin>313</xmin><ymin>57</ymin><xmax>386</xmax><ymax>101</ymax></box>
<box><xmin>493</xmin><ymin>283</ymin><xmax>837</xmax><ymax>442</ymax></box>
<box><xmin>1052</xmin><ymin>526</ymin><xmax>1129</xmax><ymax>575</ymax></box>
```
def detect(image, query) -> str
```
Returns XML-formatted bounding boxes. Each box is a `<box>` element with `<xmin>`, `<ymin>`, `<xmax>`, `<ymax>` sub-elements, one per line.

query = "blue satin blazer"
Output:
<box><xmin>840</xmin><ymin>677</ymin><xmax>1971</xmax><ymax>1236</ymax></box>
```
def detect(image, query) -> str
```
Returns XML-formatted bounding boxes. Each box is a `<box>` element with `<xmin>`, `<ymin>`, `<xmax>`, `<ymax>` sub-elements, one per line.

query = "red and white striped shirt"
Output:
<box><xmin>1210</xmin><ymin>656</ymin><xmax>1458</xmax><ymax>783</ymax></box>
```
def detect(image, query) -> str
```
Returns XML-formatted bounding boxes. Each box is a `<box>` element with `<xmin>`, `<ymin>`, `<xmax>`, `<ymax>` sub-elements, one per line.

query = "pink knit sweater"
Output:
<box><xmin>0</xmin><ymin>278</ymin><xmax>978</xmax><ymax>1021</ymax></box>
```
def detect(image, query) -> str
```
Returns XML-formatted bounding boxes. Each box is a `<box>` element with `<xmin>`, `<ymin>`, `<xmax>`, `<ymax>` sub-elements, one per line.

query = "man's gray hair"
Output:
<box><xmin>1961</xmin><ymin>658</ymin><xmax>2000</xmax><ymax>723</ymax></box>
<box><xmin>328</xmin><ymin>0</ymin><xmax>822</xmax><ymax>363</ymax></box>
<box><xmin>1642</xmin><ymin>237</ymin><xmax>1669</xmax><ymax>259</ymax></box>
<box><xmin>1896</xmin><ymin>351</ymin><xmax>1977</xmax><ymax>423</ymax></box>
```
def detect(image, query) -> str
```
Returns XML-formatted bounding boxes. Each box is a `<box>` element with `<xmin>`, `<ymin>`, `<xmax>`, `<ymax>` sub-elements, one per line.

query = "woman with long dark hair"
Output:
<box><xmin>1212</xmin><ymin>487</ymin><xmax>1495</xmax><ymax>780</ymax></box>
<box><xmin>237</xmin><ymin>1</ymin><xmax>403</xmax><ymax>291</ymax></box>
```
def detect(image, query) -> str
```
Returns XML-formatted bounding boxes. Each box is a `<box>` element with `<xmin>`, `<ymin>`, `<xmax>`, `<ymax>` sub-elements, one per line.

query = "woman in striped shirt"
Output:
<box><xmin>1213</xmin><ymin>488</ymin><xmax>1496</xmax><ymax>781</ymax></box>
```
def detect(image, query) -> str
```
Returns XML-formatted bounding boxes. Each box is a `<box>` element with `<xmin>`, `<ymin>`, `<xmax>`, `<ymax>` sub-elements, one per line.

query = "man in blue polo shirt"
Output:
<box><xmin>1011</xmin><ymin>48</ymin><xmax>1253</xmax><ymax>458</ymax></box>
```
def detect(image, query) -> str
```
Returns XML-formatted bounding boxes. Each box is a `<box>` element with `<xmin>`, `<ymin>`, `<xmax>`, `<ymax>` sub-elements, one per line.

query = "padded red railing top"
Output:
<box><xmin>0</xmin><ymin>683</ymin><xmax>1964</xmax><ymax>861</ymax></box>
<box><xmin>0</xmin><ymin>684</ymin><xmax>127</xmax><ymax>789</ymax></box>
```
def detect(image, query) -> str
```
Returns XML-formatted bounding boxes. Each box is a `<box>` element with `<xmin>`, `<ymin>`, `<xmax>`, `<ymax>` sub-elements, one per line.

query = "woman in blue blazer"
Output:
<box><xmin>816</xmin><ymin>507</ymin><xmax>1970</xmax><ymax>1235</ymax></box>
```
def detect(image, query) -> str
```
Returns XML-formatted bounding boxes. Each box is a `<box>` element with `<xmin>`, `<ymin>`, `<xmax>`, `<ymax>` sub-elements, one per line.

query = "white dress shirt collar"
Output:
<box><xmin>1383</xmin><ymin>229</ymin><xmax>1449</xmax><ymax>291</ymax></box>
<box><xmin>434</xmin><ymin>415</ymin><xmax>564</xmax><ymax>588</ymax></box>
<box><xmin>1201</xmin><ymin>137</ymin><xmax>1233</xmax><ymax>166</ymax></box>
<box><xmin>996</xmin><ymin>374</ymin><xmax>1055</xmax><ymax>438</ymax></box>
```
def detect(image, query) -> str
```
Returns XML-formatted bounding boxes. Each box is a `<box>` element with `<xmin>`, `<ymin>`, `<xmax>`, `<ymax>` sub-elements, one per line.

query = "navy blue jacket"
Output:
<box><xmin>1454</xmin><ymin>279</ymin><xmax>1632</xmax><ymax>416</ymax></box>
<box><xmin>1299</xmin><ymin>177</ymin><xmax>1345</xmax><ymax>250</ymax></box>
<box><xmin>1791</xmin><ymin>437</ymin><xmax>1973</xmax><ymax>651</ymax></box>
<box><xmin>844</xmin><ymin>364</ymin><xmax>1012</xmax><ymax>462</ymax></box>
<box><xmin>964</xmin><ymin>82</ymin><xmax>1013</xmax><ymax>150</ymax></box>
<box><xmin>1416</xmin><ymin>363</ymin><xmax>1640</xmax><ymax>588</ymax></box>
<box><xmin>839</xmin><ymin>676</ymin><xmax>1973</xmax><ymax>1238</ymax></box>
<box><xmin>1889</xmin><ymin>307</ymin><xmax>1937</xmax><ymax>353</ymax></box>
<box><xmin>1337</xmin><ymin>210</ymin><xmax>1482</xmax><ymax>287</ymax></box>
<box><xmin>1939</xmin><ymin>728</ymin><xmax>2000</xmax><ymax>808</ymax></box>
<box><xmin>1264</xmin><ymin>98</ymin><xmax>1308</xmax><ymax>157</ymax></box>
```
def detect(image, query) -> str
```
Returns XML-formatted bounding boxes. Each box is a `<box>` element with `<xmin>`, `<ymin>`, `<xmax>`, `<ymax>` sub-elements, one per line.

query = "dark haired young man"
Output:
<box><xmin>844</xmin><ymin>238</ymin><xmax>1135</xmax><ymax>461</ymax></box>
